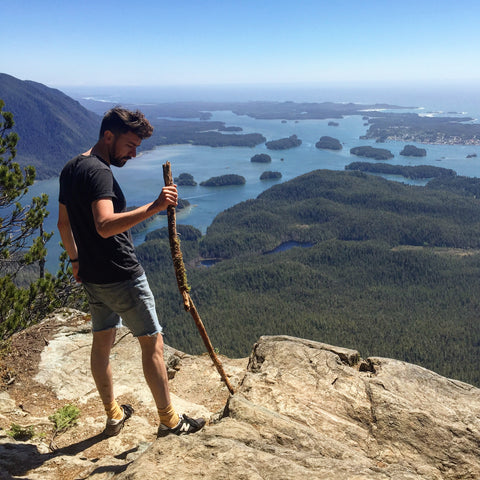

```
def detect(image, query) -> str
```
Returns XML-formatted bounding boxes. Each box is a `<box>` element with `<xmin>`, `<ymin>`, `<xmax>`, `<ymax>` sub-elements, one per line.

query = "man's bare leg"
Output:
<box><xmin>137</xmin><ymin>333</ymin><xmax>180</xmax><ymax>428</ymax></box>
<box><xmin>91</xmin><ymin>328</ymin><xmax>117</xmax><ymax>404</ymax></box>
<box><xmin>137</xmin><ymin>333</ymin><xmax>171</xmax><ymax>408</ymax></box>
<box><xmin>91</xmin><ymin>328</ymin><xmax>133</xmax><ymax>435</ymax></box>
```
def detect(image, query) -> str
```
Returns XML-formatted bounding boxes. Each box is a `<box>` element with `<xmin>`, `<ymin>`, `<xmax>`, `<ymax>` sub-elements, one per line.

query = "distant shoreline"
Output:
<box><xmin>75</xmin><ymin>94</ymin><xmax>480</xmax><ymax>148</ymax></box>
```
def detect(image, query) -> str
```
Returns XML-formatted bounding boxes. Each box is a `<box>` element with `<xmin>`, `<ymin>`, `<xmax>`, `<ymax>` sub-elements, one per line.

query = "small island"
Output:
<box><xmin>315</xmin><ymin>136</ymin><xmax>342</xmax><ymax>150</ymax></box>
<box><xmin>251</xmin><ymin>153</ymin><xmax>272</xmax><ymax>163</ymax></box>
<box><xmin>400</xmin><ymin>145</ymin><xmax>427</xmax><ymax>157</ymax></box>
<box><xmin>350</xmin><ymin>145</ymin><xmax>394</xmax><ymax>160</ymax></box>
<box><xmin>219</xmin><ymin>126</ymin><xmax>243</xmax><ymax>132</ymax></box>
<box><xmin>467</xmin><ymin>153</ymin><xmax>478</xmax><ymax>158</ymax></box>
<box><xmin>158</xmin><ymin>198</ymin><xmax>190</xmax><ymax>215</ymax></box>
<box><xmin>174</xmin><ymin>172</ymin><xmax>197</xmax><ymax>186</ymax></box>
<box><xmin>200</xmin><ymin>174</ymin><xmax>246</xmax><ymax>187</ymax></box>
<box><xmin>328</xmin><ymin>121</ymin><xmax>339</xmax><ymax>127</ymax></box>
<box><xmin>260</xmin><ymin>171</ymin><xmax>282</xmax><ymax>180</ymax></box>
<box><xmin>145</xmin><ymin>224</ymin><xmax>202</xmax><ymax>242</ymax></box>
<box><xmin>130</xmin><ymin>198</ymin><xmax>191</xmax><ymax>233</ymax></box>
<box><xmin>266</xmin><ymin>134</ymin><xmax>302</xmax><ymax>150</ymax></box>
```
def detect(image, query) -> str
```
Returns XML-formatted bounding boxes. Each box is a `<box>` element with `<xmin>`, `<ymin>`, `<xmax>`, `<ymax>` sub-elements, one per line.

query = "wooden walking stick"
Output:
<box><xmin>162</xmin><ymin>161</ymin><xmax>235</xmax><ymax>395</ymax></box>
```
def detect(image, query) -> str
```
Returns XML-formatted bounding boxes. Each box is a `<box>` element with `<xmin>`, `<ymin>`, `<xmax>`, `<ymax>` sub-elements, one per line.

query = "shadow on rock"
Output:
<box><xmin>55</xmin><ymin>432</ymin><xmax>105</xmax><ymax>456</ymax></box>
<box><xmin>75</xmin><ymin>462</ymin><xmax>132</xmax><ymax>480</ymax></box>
<box><xmin>0</xmin><ymin>441</ymin><xmax>53</xmax><ymax>478</ymax></box>
<box><xmin>0</xmin><ymin>432</ymin><xmax>107</xmax><ymax>478</ymax></box>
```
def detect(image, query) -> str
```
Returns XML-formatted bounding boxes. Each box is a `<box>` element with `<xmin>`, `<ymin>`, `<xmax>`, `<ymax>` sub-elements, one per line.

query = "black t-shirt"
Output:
<box><xmin>59</xmin><ymin>154</ymin><xmax>144</xmax><ymax>284</ymax></box>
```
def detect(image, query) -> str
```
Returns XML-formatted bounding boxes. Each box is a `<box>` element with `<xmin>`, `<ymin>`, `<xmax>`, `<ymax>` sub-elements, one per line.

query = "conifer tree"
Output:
<box><xmin>0</xmin><ymin>100</ymin><xmax>84</xmax><ymax>339</ymax></box>
<box><xmin>0</xmin><ymin>100</ymin><xmax>51</xmax><ymax>276</ymax></box>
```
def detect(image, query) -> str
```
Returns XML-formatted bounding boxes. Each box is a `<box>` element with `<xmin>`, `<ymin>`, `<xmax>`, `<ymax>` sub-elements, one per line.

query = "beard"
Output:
<box><xmin>109</xmin><ymin>138</ymin><xmax>130</xmax><ymax>167</ymax></box>
<box><xmin>110</xmin><ymin>156</ymin><xmax>129</xmax><ymax>168</ymax></box>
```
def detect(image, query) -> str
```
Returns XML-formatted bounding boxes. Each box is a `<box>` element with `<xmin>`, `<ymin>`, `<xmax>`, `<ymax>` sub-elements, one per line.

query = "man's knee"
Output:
<box><xmin>138</xmin><ymin>333</ymin><xmax>164</xmax><ymax>357</ymax></box>
<box><xmin>92</xmin><ymin>328</ymin><xmax>117</xmax><ymax>355</ymax></box>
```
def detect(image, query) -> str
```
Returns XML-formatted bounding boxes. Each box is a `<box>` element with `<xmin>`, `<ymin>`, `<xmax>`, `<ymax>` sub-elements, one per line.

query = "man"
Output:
<box><xmin>57</xmin><ymin>107</ymin><xmax>205</xmax><ymax>437</ymax></box>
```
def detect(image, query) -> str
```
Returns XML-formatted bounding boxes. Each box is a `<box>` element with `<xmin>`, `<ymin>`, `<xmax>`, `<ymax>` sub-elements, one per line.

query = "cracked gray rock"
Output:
<box><xmin>115</xmin><ymin>335</ymin><xmax>480</xmax><ymax>480</ymax></box>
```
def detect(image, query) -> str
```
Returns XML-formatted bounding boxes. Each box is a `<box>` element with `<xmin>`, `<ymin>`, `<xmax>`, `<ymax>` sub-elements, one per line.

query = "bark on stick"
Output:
<box><xmin>162</xmin><ymin>162</ymin><xmax>234</xmax><ymax>395</ymax></box>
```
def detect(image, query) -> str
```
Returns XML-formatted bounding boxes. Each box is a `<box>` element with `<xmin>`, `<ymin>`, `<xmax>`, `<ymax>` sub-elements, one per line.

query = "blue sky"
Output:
<box><xmin>1</xmin><ymin>0</ymin><xmax>479</xmax><ymax>88</ymax></box>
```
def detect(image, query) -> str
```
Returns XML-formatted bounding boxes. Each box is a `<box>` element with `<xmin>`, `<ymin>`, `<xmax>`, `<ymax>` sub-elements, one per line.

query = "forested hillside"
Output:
<box><xmin>0</xmin><ymin>73</ymin><xmax>100</xmax><ymax>178</ymax></box>
<box><xmin>136</xmin><ymin>170</ymin><xmax>480</xmax><ymax>387</ymax></box>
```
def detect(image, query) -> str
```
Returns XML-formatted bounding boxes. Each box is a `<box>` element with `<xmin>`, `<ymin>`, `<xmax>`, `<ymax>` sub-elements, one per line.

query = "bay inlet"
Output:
<box><xmin>29</xmin><ymin>105</ymin><xmax>480</xmax><ymax>274</ymax></box>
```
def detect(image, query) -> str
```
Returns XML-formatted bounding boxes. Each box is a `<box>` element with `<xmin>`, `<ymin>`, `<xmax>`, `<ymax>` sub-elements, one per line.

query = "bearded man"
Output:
<box><xmin>57</xmin><ymin>107</ymin><xmax>205</xmax><ymax>437</ymax></box>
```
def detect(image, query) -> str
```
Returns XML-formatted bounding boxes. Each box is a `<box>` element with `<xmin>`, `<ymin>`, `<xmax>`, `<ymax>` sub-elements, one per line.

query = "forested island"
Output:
<box><xmin>315</xmin><ymin>136</ymin><xmax>342</xmax><ymax>150</ymax></box>
<box><xmin>229</xmin><ymin>101</ymin><xmax>410</xmax><ymax>120</ymax></box>
<box><xmin>200</xmin><ymin>174</ymin><xmax>246</xmax><ymax>187</ymax></box>
<box><xmin>129</xmin><ymin>198</ymin><xmax>191</xmax><ymax>234</ymax></box>
<box><xmin>126</xmin><ymin>99</ymin><xmax>410</xmax><ymax>121</ymax></box>
<box><xmin>266</xmin><ymin>134</ymin><xmax>302</xmax><ymax>150</ymax></box>
<box><xmin>145</xmin><ymin>224</ymin><xmax>202</xmax><ymax>242</ymax></box>
<box><xmin>251</xmin><ymin>153</ymin><xmax>272</xmax><ymax>163</ymax></box>
<box><xmin>174</xmin><ymin>172</ymin><xmax>197</xmax><ymax>186</ymax></box>
<box><xmin>260</xmin><ymin>171</ymin><xmax>282</xmax><ymax>180</ymax></box>
<box><xmin>219</xmin><ymin>125</ymin><xmax>243</xmax><ymax>132</ymax></box>
<box><xmin>350</xmin><ymin>145</ymin><xmax>394</xmax><ymax>160</ymax></box>
<box><xmin>400</xmin><ymin>145</ymin><xmax>427</xmax><ymax>157</ymax></box>
<box><xmin>345</xmin><ymin>162</ymin><xmax>456</xmax><ymax>179</ymax></box>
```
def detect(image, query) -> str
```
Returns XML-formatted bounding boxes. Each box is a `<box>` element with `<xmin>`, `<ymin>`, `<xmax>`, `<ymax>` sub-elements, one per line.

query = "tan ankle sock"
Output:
<box><xmin>158</xmin><ymin>403</ymin><xmax>180</xmax><ymax>428</ymax></box>
<box><xmin>104</xmin><ymin>400</ymin><xmax>124</xmax><ymax>421</ymax></box>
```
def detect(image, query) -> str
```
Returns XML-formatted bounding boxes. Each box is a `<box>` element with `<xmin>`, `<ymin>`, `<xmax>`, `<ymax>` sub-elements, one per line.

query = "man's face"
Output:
<box><xmin>109</xmin><ymin>131</ymin><xmax>142</xmax><ymax>167</ymax></box>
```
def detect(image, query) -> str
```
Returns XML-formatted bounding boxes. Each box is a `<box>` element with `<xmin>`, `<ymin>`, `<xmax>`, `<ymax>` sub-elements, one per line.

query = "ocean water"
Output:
<box><xmin>30</xmin><ymin>84</ymin><xmax>480</xmax><ymax>273</ymax></box>
<box><xmin>62</xmin><ymin>82</ymin><xmax>480</xmax><ymax>117</ymax></box>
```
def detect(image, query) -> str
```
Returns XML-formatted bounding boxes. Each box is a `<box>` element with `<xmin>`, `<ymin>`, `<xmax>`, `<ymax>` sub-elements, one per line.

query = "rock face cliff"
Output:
<box><xmin>1</xmin><ymin>309</ymin><xmax>480</xmax><ymax>479</ymax></box>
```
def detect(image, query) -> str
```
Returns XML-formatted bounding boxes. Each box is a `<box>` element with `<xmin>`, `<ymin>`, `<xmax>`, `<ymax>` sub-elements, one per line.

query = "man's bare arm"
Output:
<box><xmin>92</xmin><ymin>185</ymin><xmax>178</xmax><ymax>239</ymax></box>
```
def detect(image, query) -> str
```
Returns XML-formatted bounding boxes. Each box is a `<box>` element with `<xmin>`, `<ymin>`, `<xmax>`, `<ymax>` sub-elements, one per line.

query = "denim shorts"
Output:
<box><xmin>82</xmin><ymin>273</ymin><xmax>162</xmax><ymax>337</ymax></box>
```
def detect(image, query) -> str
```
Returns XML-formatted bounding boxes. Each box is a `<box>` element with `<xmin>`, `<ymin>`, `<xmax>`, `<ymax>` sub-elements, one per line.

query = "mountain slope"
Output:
<box><xmin>136</xmin><ymin>170</ymin><xmax>480</xmax><ymax>386</ymax></box>
<box><xmin>0</xmin><ymin>73</ymin><xmax>100</xmax><ymax>179</ymax></box>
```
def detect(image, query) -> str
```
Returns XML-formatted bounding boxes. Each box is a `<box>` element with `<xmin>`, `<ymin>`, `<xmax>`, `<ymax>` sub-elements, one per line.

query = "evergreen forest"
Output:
<box><xmin>136</xmin><ymin>170</ymin><xmax>480</xmax><ymax>387</ymax></box>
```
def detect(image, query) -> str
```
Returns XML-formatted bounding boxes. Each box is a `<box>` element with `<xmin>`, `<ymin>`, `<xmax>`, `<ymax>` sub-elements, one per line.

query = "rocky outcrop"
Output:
<box><xmin>1</xmin><ymin>310</ymin><xmax>480</xmax><ymax>479</ymax></box>
<box><xmin>115</xmin><ymin>336</ymin><xmax>480</xmax><ymax>480</ymax></box>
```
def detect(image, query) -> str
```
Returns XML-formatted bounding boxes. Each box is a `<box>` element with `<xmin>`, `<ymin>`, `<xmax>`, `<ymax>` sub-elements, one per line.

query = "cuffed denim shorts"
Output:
<box><xmin>83</xmin><ymin>273</ymin><xmax>162</xmax><ymax>337</ymax></box>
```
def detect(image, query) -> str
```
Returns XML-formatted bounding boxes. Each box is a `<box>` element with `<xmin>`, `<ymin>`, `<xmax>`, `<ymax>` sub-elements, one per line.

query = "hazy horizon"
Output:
<box><xmin>52</xmin><ymin>82</ymin><xmax>480</xmax><ymax>121</ymax></box>
<box><xmin>2</xmin><ymin>0</ymin><xmax>479</xmax><ymax>90</ymax></box>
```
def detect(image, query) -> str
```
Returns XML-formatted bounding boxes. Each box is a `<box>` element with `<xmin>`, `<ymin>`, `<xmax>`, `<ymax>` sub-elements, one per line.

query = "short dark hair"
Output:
<box><xmin>100</xmin><ymin>107</ymin><xmax>153</xmax><ymax>139</ymax></box>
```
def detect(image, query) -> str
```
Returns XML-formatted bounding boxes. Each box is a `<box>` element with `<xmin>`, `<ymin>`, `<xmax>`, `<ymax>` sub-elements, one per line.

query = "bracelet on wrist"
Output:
<box><xmin>70</xmin><ymin>258</ymin><xmax>79</xmax><ymax>263</ymax></box>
